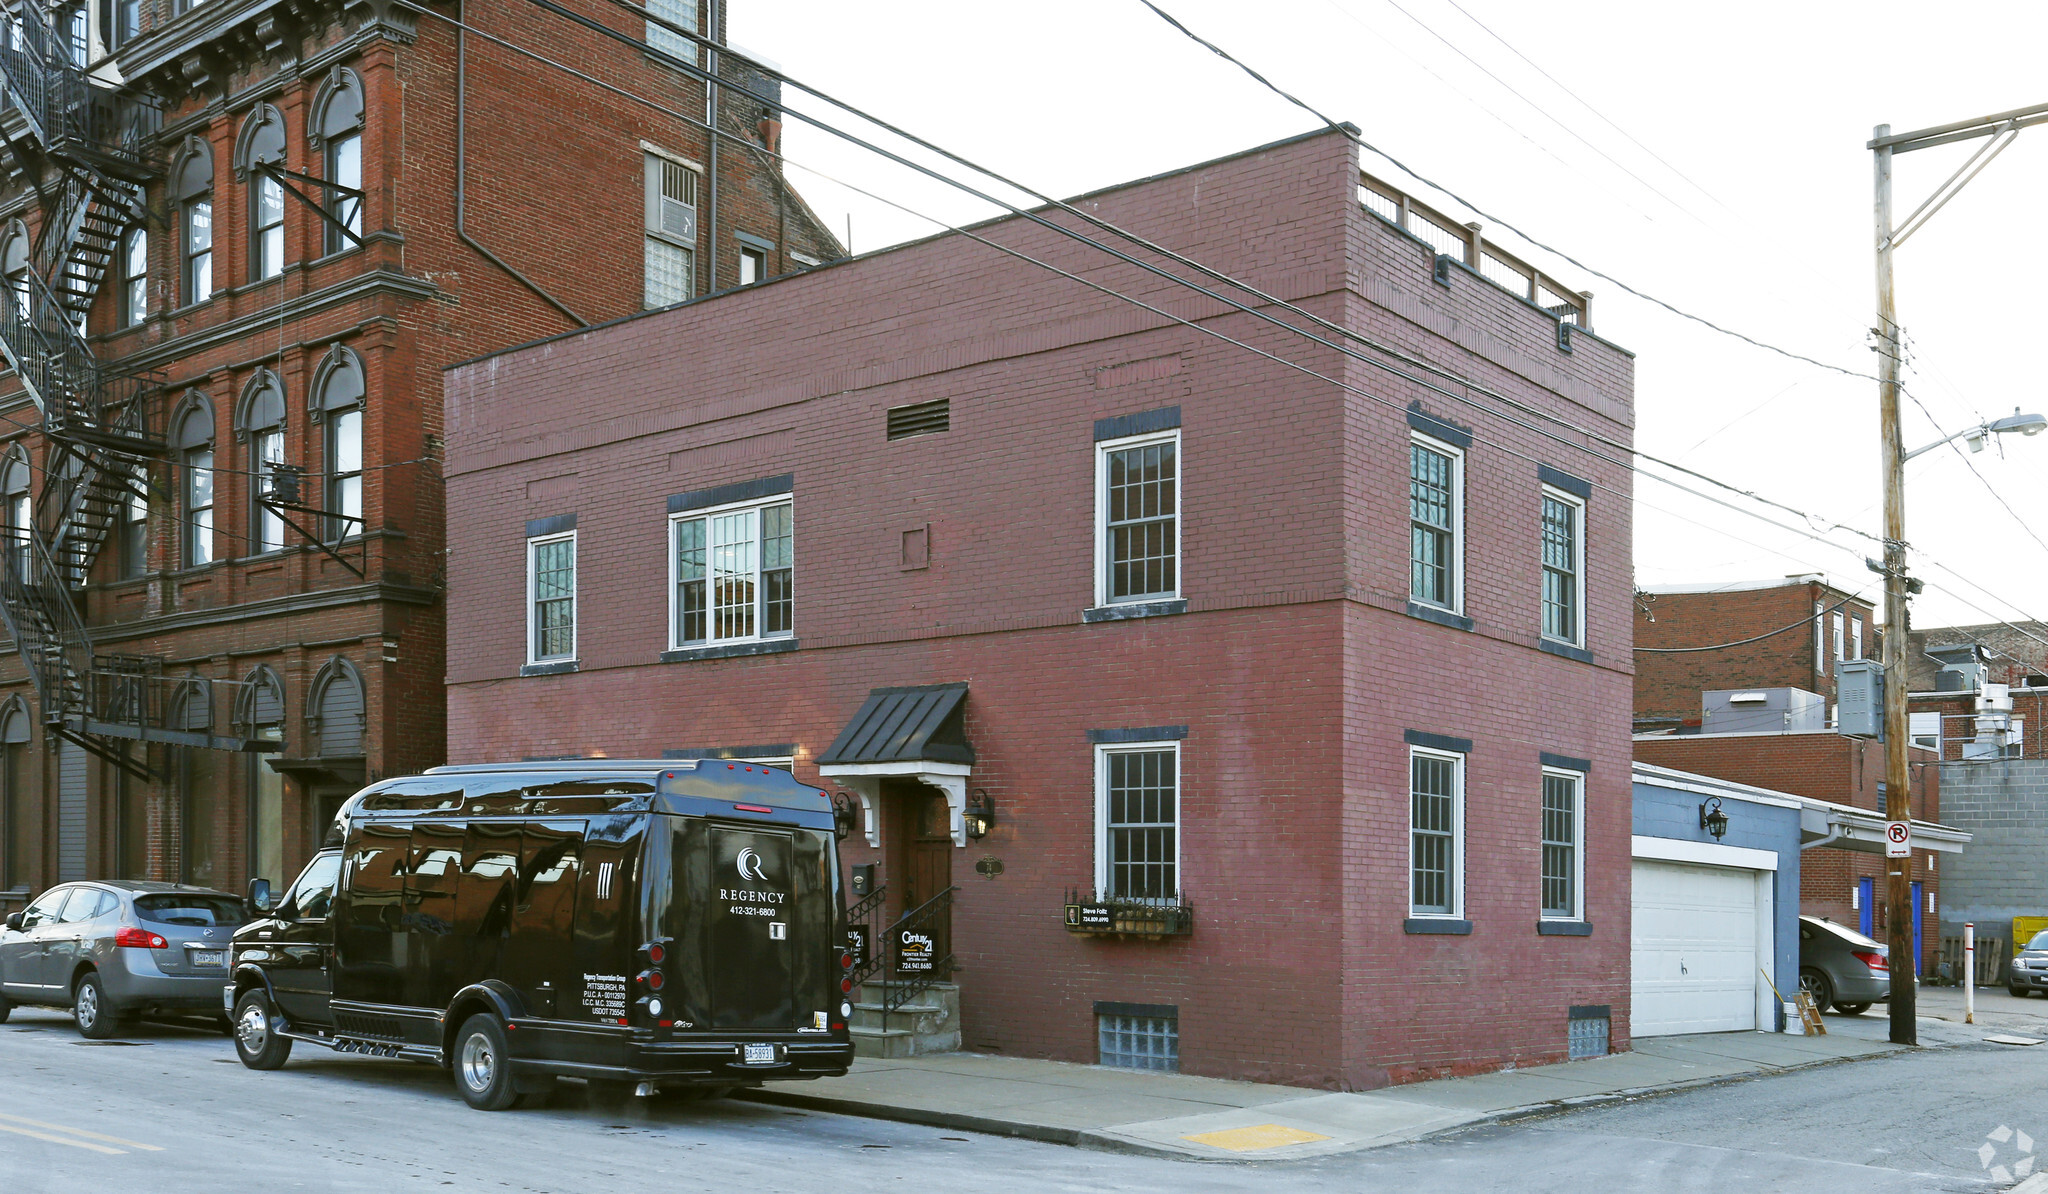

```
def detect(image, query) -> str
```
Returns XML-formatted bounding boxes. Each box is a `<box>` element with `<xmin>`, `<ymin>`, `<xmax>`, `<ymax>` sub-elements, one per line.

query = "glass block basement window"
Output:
<box><xmin>1098</xmin><ymin>1014</ymin><xmax>1179</xmax><ymax>1071</ymax></box>
<box><xmin>1568</xmin><ymin>1006</ymin><xmax>1610</xmax><ymax>1060</ymax></box>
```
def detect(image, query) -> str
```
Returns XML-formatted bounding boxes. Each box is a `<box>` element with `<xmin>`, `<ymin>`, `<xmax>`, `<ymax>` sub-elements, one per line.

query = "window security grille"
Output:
<box><xmin>657</xmin><ymin>158</ymin><xmax>698</xmax><ymax>241</ymax></box>
<box><xmin>1568</xmin><ymin>1008</ymin><xmax>1609</xmax><ymax>1060</ymax></box>
<box><xmin>886</xmin><ymin>399</ymin><xmax>950</xmax><ymax>440</ymax></box>
<box><xmin>1099</xmin><ymin>1014</ymin><xmax>1178</xmax><ymax>1071</ymax></box>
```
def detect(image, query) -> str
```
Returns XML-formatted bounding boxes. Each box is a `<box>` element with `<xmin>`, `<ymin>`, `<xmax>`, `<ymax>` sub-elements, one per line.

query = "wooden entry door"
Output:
<box><xmin>882</xmin><ymin>780</ymin><xmax>952</xmax><ymax>966</ymax></box>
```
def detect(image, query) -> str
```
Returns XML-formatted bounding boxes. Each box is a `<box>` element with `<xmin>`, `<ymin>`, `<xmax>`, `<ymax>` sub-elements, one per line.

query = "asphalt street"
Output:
<box><xmin>0</xmin><ymin>1001</ymin><xmax>2043</xmax><ymax>1192</ymax></box>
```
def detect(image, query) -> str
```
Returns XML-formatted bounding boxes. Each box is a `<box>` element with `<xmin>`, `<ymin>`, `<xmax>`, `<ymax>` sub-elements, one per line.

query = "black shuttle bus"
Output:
<box><xmin>226</xmin><ymin>759</ymin><xmax>856</xmax><ymax>1109</ymax></box>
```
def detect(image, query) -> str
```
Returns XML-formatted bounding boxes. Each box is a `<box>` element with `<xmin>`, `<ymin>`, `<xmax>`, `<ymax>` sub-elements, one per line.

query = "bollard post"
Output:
<box><xmin>1965</xmin><ymin>922</ymin><xmax>1975</xmax><ymax>1025</ymax></box>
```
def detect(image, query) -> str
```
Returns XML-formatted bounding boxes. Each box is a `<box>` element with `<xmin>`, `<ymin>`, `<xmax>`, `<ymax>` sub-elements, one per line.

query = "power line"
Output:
<box><xmin>430</xmin><ymin>0</ymin><xmax>2048</xmax><ymax>647</ymax></box>
<box><xmin>1435</xmin><ymin>0</ymin><xmax>1729</xmax><ymax>211</ymax></box>
<box><xmin>1133</xmin><ymin>0</ymin><xmax>1885</xmax><ymax>385</ymax></box>
<box><xmin>1635</xmin><ymin>588</ymin><xmax>1871</xmax><ymax>654</ymax></box>
<box><xmin>1351</xmin><ymin>0</ymin><xmax>1708</xmax><ymax>222</ymax></box>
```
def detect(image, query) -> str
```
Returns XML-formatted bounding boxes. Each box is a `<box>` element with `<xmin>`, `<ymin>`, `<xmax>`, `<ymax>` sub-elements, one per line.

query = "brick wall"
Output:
<box><xmin>1634</xmin><ymin>583</ymin><xmax>1874</xmax><ymax>726</ymax></box>
<box><xmin>445</xmin><ymin>129</ymin><xmax>1637</xmax><ymax>1088</ymax></box>
<box><xmin>0</xmin><ymin>0</ymin><xmax>839</xmax><ymax>894</ymax></box>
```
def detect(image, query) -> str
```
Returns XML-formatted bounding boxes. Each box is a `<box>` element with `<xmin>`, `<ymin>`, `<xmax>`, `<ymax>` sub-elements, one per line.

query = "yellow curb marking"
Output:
<box><xmin>0</xmin><ymin>1111</ymin><xmax>164</xmax><ymax>1152</ymax></box>
<box><xmin>1181</xmin><ymin>1123</ymin><xmax>1333</xmax><ymax>1151</ymax></box>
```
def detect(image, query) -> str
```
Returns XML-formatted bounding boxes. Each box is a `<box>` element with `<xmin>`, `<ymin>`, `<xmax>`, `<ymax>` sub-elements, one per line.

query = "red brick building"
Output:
<box><xmin>1634</xmin><ymin>576</ymin><xmax>1874</xmax><ymax>730</ymax></box>
<box><xmin>443</xmin><ymin>129</ymin><xmax>1639</xmax><ymax>1087</ymax></box>
<box><xmin>0</xmin><ymin>0</ymin><xmax>837</xmax><ymax>902</ymax></box>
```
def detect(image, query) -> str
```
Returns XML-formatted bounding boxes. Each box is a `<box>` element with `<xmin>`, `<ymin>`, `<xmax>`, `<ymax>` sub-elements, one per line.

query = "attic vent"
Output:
<box><xmin>887</xmin><ymin>399</ymin><xmax>950</xmax><ymax>441</ymax></box>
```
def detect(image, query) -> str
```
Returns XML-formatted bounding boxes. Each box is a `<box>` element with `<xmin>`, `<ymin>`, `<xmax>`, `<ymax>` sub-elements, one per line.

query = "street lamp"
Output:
<box><xmin>1903</xmin><ymin>408</ymin><xmax>2048</xmax><ymax>460</ymax></box>
<box><xmin>1871</xmin><ymin>99</ymin><xmax>2048</xmax><ymax>1046</ymax></box>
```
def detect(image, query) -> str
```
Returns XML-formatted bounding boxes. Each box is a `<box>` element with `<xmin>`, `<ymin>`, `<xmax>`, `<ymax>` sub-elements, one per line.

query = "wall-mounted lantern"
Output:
<box><xmin>963</xmin><ymin>789</ymin><xmax>997</xmax><ymax>840</ymax></box>
<box><xmin>1700</xmin><ymin>796</ymin><xmax>1730</xmax><ymax>841</ymax></box>
<box><xmin>831</xmin><ymin>793</ymin><xmax>859</xmax><ymax>841</ymax></box>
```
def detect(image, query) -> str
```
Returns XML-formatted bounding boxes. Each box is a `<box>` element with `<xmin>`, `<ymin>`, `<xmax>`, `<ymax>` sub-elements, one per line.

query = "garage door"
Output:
<box><xmin>1632</xmin><ymin>859</ymin><xmax>1760</xmax><ymax>1035</ymax></box>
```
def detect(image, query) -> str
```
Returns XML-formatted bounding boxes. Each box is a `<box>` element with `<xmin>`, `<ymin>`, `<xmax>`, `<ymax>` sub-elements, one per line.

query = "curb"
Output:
<box><xmin>739</xmin><ymin>1040</ymin><xmax>1930</xmax><ymax>1164</ymax></box>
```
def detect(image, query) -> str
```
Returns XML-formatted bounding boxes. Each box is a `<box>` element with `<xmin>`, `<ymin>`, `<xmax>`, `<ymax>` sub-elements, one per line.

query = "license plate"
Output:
<box><xmin>743</xmin><ymin>1043</ymin><xmax>776</xmax><ymax>1064</ymax></box>
<box><xmin>191</xmin><ymin>950</ymin><xmax>226</xmax><ymax>968</ymax></box>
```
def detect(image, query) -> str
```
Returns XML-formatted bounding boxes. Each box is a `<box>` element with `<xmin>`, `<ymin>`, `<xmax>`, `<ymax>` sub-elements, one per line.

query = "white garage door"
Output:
<box><xmin>1632</xmin><ymin>859</ymin><xmax>1761</xmax><ymax>1036</ymax></box>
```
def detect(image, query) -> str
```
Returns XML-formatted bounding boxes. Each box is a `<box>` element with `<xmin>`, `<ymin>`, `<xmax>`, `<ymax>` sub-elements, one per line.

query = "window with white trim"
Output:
<box><xmin>1909</xmin><ymin>711</ymin><xmax>1941</xmax><ymax>751</ymax></box>
<box><xmin>670</xmin><ymin>499</ymin><xmax>793</xmax><ymax>648</ymax></box>
<box><xmin>1410</xmin><ymin>435</ymin><xmax>1462</xmax><ymax>610</ymax></box>
<box><xmin>1409</xmin><ymin>747</ymin><xmax>1463</xmax><ymax>917</ymax></box>
<box><xmin>644</xmin><ymin>152</ymin><xmax>699</xmax><ymax>307</ymax></box>
<box><xmin>1832</xmin><ymin>610</ymin><xmax>1845</xmax><ymax>662</ymax></box>
<box><xmin>1095</xmin><ymin>743</ymin><xmax>1179</xmax><ymax>903</ymax></box>
<box><xmin>527</xmin><ymin>532</ymin><xmax>577</xmax><ymax>663</ymax></box>
<box><xmin>1540</xmin><ymin>768</ymin><xmax>1583</xmax><ymax>920</ymax></box>
<box><xmin>1095</xmin><ymin>430</ymin><xmax>1179</xmax><ymax>606</ymax></box>
<box><xmin>1851</xmin><ymin>615</ymin><xmax>1864</xmax><ymax>661</ymax></box>
<box><xmin>1540</xmin><ymin>488</ymin><xmax>1583</xmax><ymax>645</ymax></box>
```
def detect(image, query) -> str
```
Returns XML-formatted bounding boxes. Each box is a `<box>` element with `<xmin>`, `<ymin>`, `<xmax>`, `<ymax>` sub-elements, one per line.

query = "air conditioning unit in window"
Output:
<box><xmin>661</xmin><ymin>197</ymin><xmax>697</xmax><ymax>246</ymax></box>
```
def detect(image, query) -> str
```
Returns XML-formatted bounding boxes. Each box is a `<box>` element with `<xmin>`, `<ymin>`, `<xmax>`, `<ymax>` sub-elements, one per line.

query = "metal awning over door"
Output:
<box><xmin>819</xmin><ymin>683</ymin><xmax>973</xmax><ymax>847</ymax></box>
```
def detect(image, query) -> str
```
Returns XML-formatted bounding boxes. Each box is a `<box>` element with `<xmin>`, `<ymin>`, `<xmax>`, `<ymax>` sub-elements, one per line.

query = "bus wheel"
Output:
<box><xmin>453</xmin><ymin>1013</ymin><xmax>522</xmax><ymax>1111</ymax></box>
<box><xmin>233</xmin><ymin>991</ymin><xmax>293</xmax><ymax>1070</ymax></box>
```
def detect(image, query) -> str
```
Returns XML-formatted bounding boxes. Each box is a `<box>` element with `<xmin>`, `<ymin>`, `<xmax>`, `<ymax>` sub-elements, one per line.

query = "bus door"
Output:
<box><xmin>506</xmin><ymin>819</ymin><xmax>585</xmax><ymax>1019</ymax></box>
<box><xmin>707</xmin><ymin>825</ymin><xmax>799</xmax><ymax>1032</ymax></box>
<box><xmin>403</xmin><ymin>822</ymin><xmax>465</xmax><ymax>1008</ymax></box>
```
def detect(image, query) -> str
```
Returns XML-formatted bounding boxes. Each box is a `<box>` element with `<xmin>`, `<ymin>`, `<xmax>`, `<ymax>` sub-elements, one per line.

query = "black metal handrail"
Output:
<box><xmin>845</xmin><ymin>882</ymin><xmax>888</xmax><ymax>987</ymax></box>
<box><xmin>882</xmin><ymin>885</ymin><xmax>958</xmax><ymax>1020</ymax></box>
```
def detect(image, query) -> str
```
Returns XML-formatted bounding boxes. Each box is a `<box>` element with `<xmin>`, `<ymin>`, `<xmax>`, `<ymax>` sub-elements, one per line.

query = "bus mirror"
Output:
<box><xmin>247</xmin><ymin>878</ymin><xmax>274</xmax><ymax>916</ymax></box>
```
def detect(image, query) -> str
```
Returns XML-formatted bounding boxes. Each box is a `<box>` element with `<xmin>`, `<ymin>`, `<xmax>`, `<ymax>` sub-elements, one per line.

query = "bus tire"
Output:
<box><xmin>452</xmin><ymin>1013</ymin><xmax>522</xmax><ymax>1111</ymax></box>
<box><xmin>233</xmin><ymin>990</ymin><xmax>293</xmax><ymax>1070</ymax></box>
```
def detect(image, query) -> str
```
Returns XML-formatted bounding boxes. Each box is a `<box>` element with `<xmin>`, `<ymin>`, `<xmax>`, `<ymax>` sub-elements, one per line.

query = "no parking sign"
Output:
<box><xmin>1885</xmin><ymin>820</ymin><xmax>1911</xmax><ymax>858</ymax></box>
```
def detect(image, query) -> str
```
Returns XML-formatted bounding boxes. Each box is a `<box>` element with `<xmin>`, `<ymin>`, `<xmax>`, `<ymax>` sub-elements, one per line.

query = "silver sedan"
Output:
<box><xmin>0</xmin><ymin>881</ymin><xmax>245</xmax><ymax>1038</ymax></box>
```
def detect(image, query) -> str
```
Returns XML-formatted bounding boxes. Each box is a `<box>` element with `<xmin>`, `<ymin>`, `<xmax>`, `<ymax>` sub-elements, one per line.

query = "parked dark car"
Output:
<box><xmin>229</xmin><ymin>759</ymin><xmax>856</xmax><ymax>1110</ymax></box>
<box><xmin>2008</xmin><ymin>930</ymin><xmax>2048</xmax><ymax>996</ymax></box>
<box><xmin>1798</xmin><ymin>915</ymin><xmax>1890</xmax><ymax>1015</ymax></box>
<box><xmin>0</xmin><ymin>881</ymin><xmax>245</xmax><ymax>1037</ymax></box>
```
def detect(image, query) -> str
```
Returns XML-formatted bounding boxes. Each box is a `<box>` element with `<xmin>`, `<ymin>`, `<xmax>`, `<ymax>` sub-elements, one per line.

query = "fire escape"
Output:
<box><xmin>0</xmin><ymin>2</ymin><xmax>174</xmax><ymax>776</ymax></box>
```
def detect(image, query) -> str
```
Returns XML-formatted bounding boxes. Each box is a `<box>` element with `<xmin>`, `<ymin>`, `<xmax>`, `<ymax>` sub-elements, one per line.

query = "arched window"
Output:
<box><xmin>307</xmin><ymin>656</ymin><xmax>365</xmax><ymax>757</ymax></box>
<box><xmin>238</xmin><ymin>665</ymin><xmax>287</xmax><ymax>887</ymax></box>
<box><xmin>236</xmin><ymin>105</ymin><xmax>288</xmax><ymax>282</ymax></box>
<box><xmin>311</xmin><ymin>68</ymin><xmax>365</xmax><ymax>255</ymax></box>
<box><xmin>120</xmin><ymin>225</ymin><xmax>147</xmax><ymax>327</ymax></box>
<box><xmin>172</xmin><ymin>138</ymin><xmax>215</xmax><ymax>305</ymax></box>
<box><xmin>169</xmin><ymin>675</ymin><xmax>217</xmax><ymax>885</ymax></box>
<box><xmin>311</xmin><ymin>346</ymin><xmax>364</xmax><ymax>541</ymax></box>
<box><xmin>172</xmin><ymin>392</ymin><xmax>215</xmax><ymax>567</ymax></box>
<box><xmin>237</xmin><ymin>371</ymin><xmax>287</xmax><ymax>554</ymax></box>
<box><xmin>1</xmin><ymin>220</ymin><xmax>28</xmax><ymax>323</ymax></box>
<box><xmin>0</xmin><ymin>447</ymin><xmax>28</xmax><ymax>578</ymax></box>
<box><xmin>117</xmin><ymin>463</ymin><xmax>147</xmax><ymax>579</ymax></box>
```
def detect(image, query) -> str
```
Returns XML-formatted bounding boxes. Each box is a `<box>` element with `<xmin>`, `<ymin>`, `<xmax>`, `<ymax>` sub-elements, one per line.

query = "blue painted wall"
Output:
<box><xmin>1634</xmin><ymin>779</ymin><xmax>1802</xmax><ymax>1031</ymax></box>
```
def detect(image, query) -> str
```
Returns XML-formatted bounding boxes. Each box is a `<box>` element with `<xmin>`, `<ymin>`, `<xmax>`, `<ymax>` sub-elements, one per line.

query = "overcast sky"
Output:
<box><xmin>732</xmin><ymin>0</ymin><xmax>2048</xmax><ymax>633</ymax></box>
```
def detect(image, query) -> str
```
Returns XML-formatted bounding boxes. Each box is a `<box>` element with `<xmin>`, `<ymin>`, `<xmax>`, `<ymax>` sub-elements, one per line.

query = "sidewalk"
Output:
<box><xmin>743</xmin><ymin>1029</ymin><xmax>1903</xmax><ymax>1161</ymax></box>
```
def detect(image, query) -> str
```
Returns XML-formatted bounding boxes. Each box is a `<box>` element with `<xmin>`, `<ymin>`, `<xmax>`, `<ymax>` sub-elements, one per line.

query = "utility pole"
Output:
<box><xmin>1871</xmin><ymin>123</ymin><xmax>1914</xmax><ymax>1046</ymax></box>
<box><xmin>1867</xmin><ymin>101</ymin><xmax>2048</xmax><ymax>1045</ymax></box>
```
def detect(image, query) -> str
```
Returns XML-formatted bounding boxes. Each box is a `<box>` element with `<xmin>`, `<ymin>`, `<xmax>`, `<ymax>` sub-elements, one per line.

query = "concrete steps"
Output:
<box><xmin>850</xmin><ymin>981</ymin><xmax>960</xmax><ymax>1058</ymax></box>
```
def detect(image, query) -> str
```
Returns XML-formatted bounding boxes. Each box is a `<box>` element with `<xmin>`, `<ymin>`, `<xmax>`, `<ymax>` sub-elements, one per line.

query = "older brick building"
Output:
<box><xmin>1634</xmin><ymin>576</ymin><xmax>1874</xmax><ymax>730</ymax></box>
<box><xmin>444</xmin><ymin>129</ymin><xmax>1639</xmax><ymax>1087</ymax></box>
<box><xmin>0</xmin><ymin>0</ymin><xmax>837</xmax><ymax>903</ymax></box>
